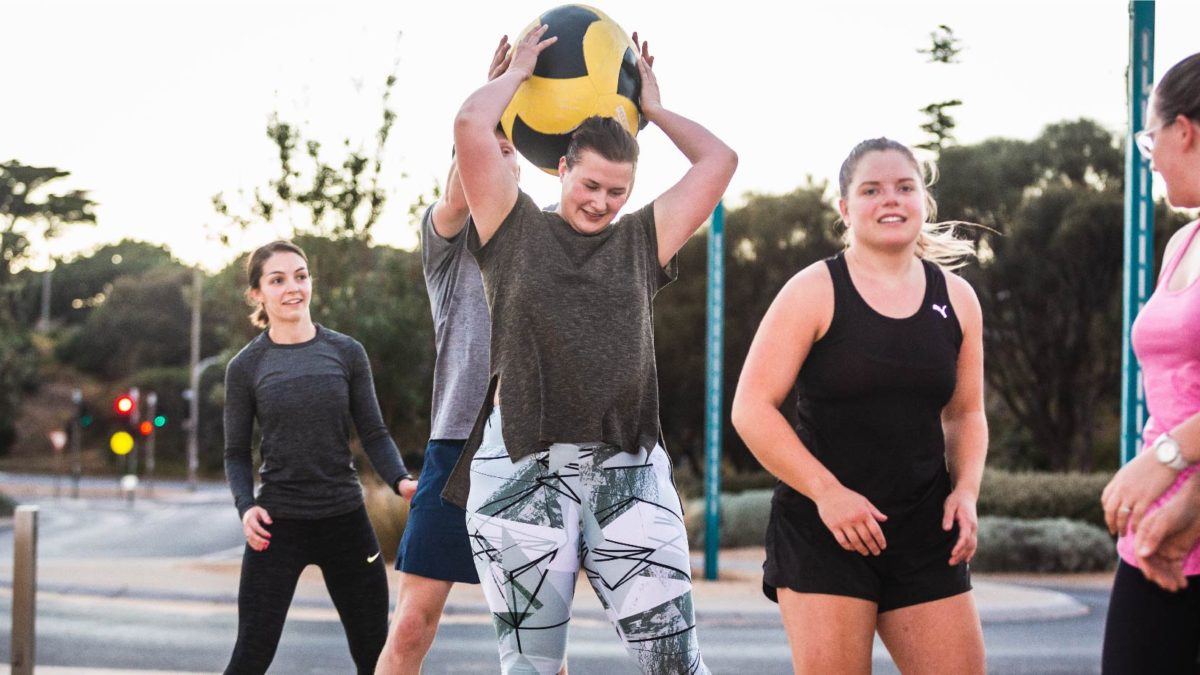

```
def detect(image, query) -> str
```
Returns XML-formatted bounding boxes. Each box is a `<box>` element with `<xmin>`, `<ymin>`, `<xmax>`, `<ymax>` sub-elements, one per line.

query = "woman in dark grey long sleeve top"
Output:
<box><xmin>222</xmin><ymin>240</ymin><xmax>415</xmax><ymax>675</ymax></box>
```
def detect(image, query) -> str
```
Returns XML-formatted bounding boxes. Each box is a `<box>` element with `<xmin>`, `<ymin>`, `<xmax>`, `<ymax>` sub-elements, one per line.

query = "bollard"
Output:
<box><xmin>11</xmin><ymin>505</ymin><xmax>38</xmax><ymax>675</ymax></box>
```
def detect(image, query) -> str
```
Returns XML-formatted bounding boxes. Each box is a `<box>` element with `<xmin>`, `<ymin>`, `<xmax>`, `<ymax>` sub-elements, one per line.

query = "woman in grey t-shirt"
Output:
<box><xmin>448</xmin><ymin>28</ymin><xmax>737</xmax><ymax>675</ymax></box>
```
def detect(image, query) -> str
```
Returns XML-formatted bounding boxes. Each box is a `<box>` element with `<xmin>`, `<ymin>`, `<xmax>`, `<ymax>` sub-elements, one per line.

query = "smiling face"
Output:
<box><xmin>838</xmin><ymin>149</ymin><xmax>928</xmax><ymax>252</ymax></box>
<box><xmin>556</xmin><ymin>149</ymin><xmax>635</xmax><ymax>235</ymax></box>
<box><xmin>248</xmin><ymin>251</ymin><xmax>311</xmax><ymax>326</ymax></box>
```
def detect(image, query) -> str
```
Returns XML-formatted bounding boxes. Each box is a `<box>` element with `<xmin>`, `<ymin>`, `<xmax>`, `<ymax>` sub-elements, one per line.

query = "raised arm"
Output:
<box><xmin>634</xmin><ymin>36</ymin><xmax>738</xmax><ymax>267</ymax></box>
<box><xmin>432</xmin><ymin>36</ymin><xmax>513</xmax><ymax>239</ymax></box>
<box><xmin>453</xmin><ymin>27</ymin><xmax>556</xmax><ymax>245</ymax></box>
<box><xmin>731</xmin><ymin>265</ymin><xmax>889</xmax><ymax>557</ymax></box>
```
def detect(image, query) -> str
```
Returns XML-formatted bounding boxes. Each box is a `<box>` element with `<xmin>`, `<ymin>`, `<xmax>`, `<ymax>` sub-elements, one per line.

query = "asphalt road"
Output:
<box><xmin>0</xmin><ymin>475</ymin><xmax>1112</xmax><ymax>674</ymax></box>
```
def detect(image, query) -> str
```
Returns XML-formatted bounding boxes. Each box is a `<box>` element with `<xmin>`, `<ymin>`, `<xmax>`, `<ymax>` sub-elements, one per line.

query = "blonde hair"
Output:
<box><xmin>837</xmin><ymin>137</ymin><xmax>977</xmax><ymax>270</ymax></box>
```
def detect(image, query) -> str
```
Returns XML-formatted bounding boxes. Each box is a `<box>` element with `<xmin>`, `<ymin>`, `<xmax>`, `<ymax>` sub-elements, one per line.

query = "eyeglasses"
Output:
<box><xmin>1135</xmin><ymin>121</ymin><xmax>1168</xmax><ymax>159</ymax></box>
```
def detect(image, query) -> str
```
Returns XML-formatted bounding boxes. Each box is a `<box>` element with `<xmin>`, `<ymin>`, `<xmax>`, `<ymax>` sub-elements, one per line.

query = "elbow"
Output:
<box><xmin>720</xmin><ymin>147</ymin><xmax>739</xmax><ymax>182</ymax></box>
<box><xmin>453</xmin><ymin>102</ymin><xmax>492</xmax><ymax>145</ymax></box>
<box><xmin>730</xmin><ymin>394</ymin><xmax>752</xmax><ymax>438</ymax></box>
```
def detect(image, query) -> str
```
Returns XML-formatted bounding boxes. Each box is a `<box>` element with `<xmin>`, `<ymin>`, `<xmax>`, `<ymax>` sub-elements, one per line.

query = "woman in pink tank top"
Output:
<box><xmin>1099</xmin><ymin>51</ymin><xmax>1200</xmax><ymax>673</ymax></box>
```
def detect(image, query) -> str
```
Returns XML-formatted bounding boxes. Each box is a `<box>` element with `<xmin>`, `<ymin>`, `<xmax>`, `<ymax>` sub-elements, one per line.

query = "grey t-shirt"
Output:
<box><xmin>223</xmin><ymin>325</ymin><xmax>408</xmax><ymax>519</ymax></box>
<box><xmin>421</xmin><ymin>204</ymin><xmax>491</xmax><ymax>440</ymax></box>
<box><xmin>442</xmin><ymin>190</ymin><xmax>677</xmax><ymax>506</ymax></box>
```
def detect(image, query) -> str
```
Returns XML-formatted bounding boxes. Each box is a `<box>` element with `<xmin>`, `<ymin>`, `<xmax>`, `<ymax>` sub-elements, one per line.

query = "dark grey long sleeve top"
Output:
<box><xmin>222</xmin><ymin>325</ymin><xmax>408</xmax><ymax>519</ymax></box>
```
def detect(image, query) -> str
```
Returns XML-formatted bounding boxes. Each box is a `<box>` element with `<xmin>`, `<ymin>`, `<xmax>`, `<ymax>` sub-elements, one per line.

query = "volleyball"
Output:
<box><xmin>501</xmin><ymin>4</ymin><xmax>647</xmax><ymax>175</ymax></box>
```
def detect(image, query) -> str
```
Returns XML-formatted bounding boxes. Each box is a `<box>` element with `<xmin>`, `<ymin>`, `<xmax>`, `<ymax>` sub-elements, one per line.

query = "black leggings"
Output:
<box><xmin>224</xmin><ymin>505</ymin><xmax>389</xmax><ymax>675</ymax></box>
<box><xmin>1102</xmin><ymin>560</ymin><xmax>1200</xmax><ymax>674</ymax></box>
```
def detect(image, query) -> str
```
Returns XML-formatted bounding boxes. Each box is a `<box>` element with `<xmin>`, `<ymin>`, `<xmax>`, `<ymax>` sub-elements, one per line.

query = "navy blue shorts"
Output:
<box><xmin>395</xmin><ymin>438</ymin><xmax>479</xmax><ymax>583</ymax></box>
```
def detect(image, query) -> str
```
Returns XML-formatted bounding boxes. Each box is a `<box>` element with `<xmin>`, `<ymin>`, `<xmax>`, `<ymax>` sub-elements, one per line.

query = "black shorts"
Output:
<box><xmin>763</xmin><ymin>480</ymin><xmax>971</xmax><ymax>613</ymax></box>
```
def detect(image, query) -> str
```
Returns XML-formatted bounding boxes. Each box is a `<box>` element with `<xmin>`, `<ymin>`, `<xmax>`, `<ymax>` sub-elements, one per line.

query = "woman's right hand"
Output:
<box><xmin>814</xmin><ymin>485</ymin><xmax>888</xmax><ymax>556</ymax></box>
<box><xmin>506</xmin><ymin>24</ymin><xmax>556</xmax><ymax>80</ymax></box>
<box><xmin>242</xmin><ymin>506</ymin><xmax>273</xmax><ymax>552</ymax></box>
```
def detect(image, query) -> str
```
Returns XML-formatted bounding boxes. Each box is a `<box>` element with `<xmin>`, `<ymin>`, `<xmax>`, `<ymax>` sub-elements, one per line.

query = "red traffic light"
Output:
<box><xmin>115</xmin><ymin>395</ymin><xmax>135</xmax><ymax>415</ymax></box>
<box><xmin>138</xmin><ymin>420</ymin><xmax>153</xmax><ymax>437</ymax></box>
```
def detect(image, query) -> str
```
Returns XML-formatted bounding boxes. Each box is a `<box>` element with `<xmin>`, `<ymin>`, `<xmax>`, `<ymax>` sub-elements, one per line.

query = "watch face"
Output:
<box><xmin>1156</xmin><ymin>436</ymin><xmax>1182</xmax><ymax>464</ymax></box>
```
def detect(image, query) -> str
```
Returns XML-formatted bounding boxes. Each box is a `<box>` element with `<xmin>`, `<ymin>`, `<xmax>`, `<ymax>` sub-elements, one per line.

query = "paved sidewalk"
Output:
<box><xmin>0</xmin><ymin>546</ymin><xmax>1102</xmax><ymax>625</ymax></box>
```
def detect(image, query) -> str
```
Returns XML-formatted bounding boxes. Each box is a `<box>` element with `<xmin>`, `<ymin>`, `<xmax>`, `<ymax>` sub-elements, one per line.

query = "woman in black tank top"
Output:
<box><xmin>732</xmin><ymin>138</ymin><xmax>987</xmax><ymax>674</ymax></box>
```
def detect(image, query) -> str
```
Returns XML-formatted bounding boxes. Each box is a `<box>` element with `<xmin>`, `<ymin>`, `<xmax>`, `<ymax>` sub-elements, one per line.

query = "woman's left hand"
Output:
<box><xmin>943</xmin><ymin>488</ymin><xmax>979</xmax><ymax>565</ymax></box>
<box><xmin>397</xmin><ymin>477</ymin><xmax>418</xmax><ymax>502</ymax></box>
<box><xmin>1101</xmin><ymin>451</ymin><xmax>1178</xmax><ymax>536</ymax></box>
<box><xmin>630</xmin><ymin>32</ymin><xmax>662</xmax><ymax>121</ymax></box>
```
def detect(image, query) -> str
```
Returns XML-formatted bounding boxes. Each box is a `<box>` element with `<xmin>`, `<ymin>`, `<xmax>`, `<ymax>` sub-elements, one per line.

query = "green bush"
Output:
<box><xmin>684</xmin><ymin>490</ymin><xmax>1118</xmax><ymax>575</ymax></box>
<box><xmin>685</xmin><ymin>489</ymin><xmax>772</xmax><ymax>549</ymax></box>
<box><xmin>673</xmin><ymin>468</ymin><xmax>777</xmax><ymax>501</ymax></box>
<box><xmin>978</xmin><ymin>469</ymin><xmax>1109</xmax><ymax>529</ymax></box>
<box><xmin>973</xmin><ymin>516</ymin><xmax>1115</xmax><ymax>573</ymax></box>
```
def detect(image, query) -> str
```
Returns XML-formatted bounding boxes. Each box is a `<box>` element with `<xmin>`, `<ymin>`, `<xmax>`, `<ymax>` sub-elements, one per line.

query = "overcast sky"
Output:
<box><xmin>6</xmin><ymin>0</ymin><xmax>1197</xmax><ymax>270</ymax></box>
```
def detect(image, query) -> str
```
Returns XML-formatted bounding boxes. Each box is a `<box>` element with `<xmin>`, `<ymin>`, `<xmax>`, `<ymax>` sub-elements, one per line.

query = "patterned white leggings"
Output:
<box><xmin>465</xmin><ymin>408</ymin><xmax>709</xmax><ymax>675</ymax></box>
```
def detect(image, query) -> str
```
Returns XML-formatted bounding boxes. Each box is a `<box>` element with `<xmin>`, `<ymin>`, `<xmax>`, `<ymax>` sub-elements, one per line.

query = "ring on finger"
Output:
<box><xmin>1119</xmin><ymin>506</ymin><xmax>1133</xmax><ymax>513</ymax></box>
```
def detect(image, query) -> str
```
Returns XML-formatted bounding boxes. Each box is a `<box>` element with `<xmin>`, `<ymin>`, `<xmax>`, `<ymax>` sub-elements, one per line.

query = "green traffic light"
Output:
<box><xmin>80</xmin><ymin>414</ymin><xmax>94</xmax><ymax>428</ymax></box>
<box><xmin>154</xmin><ymin>414</ymin><xmax>167</xmax><ymax>428</ymax></box>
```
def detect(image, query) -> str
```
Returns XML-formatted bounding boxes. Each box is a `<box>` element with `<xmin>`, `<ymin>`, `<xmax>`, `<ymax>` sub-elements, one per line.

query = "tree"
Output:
<box><xmin>945</xmin><ymin>118</ymin><xmax>1187</xmax><ymax>470</ymax></box>
<box><xmin>212</xmin><ymin>72</ymin><xmax>399</xmax><ymax>243</ymax></box>
<box><xmin>916</xmin><ymin>25</ymin><xmax>963</xmax><ymax>155</ymax></box>
<box><xmin>13</xmin><ymin>240</ymin><xmax>177</xmax><ymax>327</ymax></box>
<box><xmin>0</xmin><ymin>160</ymin><xmax>96</xmax><ymax>453</ymax></box>
<box><xmin>0</xmin><ymin>161</ymin><xmax>97</xmax><ymax>292</ymax></box>
<box><xmin>55</xmin><ymin>265</ymin><xmax>215</xmax><ymax>380</ymax></box>
<box><xmin>655</xmin><ymin>181</ymin><xmax>843</xmax><ymax>474</ymax></box>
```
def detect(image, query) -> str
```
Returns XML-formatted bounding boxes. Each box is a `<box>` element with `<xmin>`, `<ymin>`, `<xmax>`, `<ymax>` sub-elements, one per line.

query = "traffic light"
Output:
<box><xmin>138</xmin><ymin>420</ymin><xmax>153</xmax><ymax>437</ymax></box>
<box><xmin>78</xmin><ymin>401</ymin><xmax>94</xmax><ymax>429</ymax></box>
<box><xmin>114</xmin><ymin>394</ymin><xmax>135</xmax><ymax>415</ymax></box>
<box><xmin>153</xmin><ymin>414</ymin><xmax>167</xmax><ymax>428</ymax></box>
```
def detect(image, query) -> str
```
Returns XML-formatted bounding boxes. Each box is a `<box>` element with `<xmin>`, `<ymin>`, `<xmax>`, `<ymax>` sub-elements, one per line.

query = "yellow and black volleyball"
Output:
<box><xmin>501</xmin><ymin>4</ymin><xmax>646</xmax><ymax>175</ymax></box>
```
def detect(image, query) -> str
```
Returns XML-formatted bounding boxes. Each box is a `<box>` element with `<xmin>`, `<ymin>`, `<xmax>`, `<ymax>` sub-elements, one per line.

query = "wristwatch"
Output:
<box><xmin>1152</xmin><ymin>433</ymin><xmax>1190</xmax><ymax>471</ymax></box>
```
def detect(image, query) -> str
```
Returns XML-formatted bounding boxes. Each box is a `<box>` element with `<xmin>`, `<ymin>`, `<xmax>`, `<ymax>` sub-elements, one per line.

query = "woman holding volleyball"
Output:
<box><xmin>446</xmin><ymin>24</ymin><xmax>736</xmax><ymax>675</ymax></box>
<box><xmin>731</xmin><ymin>138</ymin><xmax>987</xmax><ymax>674</ymax></box>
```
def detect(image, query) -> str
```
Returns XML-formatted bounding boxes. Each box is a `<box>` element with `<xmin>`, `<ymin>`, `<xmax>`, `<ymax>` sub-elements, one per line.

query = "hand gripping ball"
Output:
<box><xmin>501</xmin><ymin>4</ymin><xmax>647</xmax><ymax>175</ymax></box>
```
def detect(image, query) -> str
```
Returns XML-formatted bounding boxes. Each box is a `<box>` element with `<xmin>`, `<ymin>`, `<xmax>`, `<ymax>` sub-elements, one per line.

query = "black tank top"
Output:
<box><xmin>790</xmin><ymin>252</ymin><xmax>962</xmax><ymax>515</ymax></box>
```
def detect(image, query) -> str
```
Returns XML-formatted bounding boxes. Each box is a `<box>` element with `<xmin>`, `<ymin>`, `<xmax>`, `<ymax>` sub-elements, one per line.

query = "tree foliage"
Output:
<box><xmin>0</xmin><ymin>161</ymin><xmax>97</xmax><ymax>289</ymax></box>
<box><xmin>212</xmin><ymin>73</ymin><xmax>399</xmax><ymax>243</ymax></box>
<box><xmin>916</xmin><ymin>25</ymin><xmax>963</xmax><ymax>154</ymax></box>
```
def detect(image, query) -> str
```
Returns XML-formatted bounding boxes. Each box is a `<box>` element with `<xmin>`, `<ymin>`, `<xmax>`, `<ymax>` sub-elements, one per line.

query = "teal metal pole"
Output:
<box><xmin>703</xmin><ymin>201</ymin><xmax>725</xmax><ymax>581</ymax></box>
<box><xmin>1121</xmin><ymin>1</ymin><xmax>1155</xmax><ymax>464</ymax></box>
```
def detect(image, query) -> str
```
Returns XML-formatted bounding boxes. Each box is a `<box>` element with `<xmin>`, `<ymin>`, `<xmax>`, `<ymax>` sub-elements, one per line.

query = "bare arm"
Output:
<box><xmin>431</xmin><ymin>37</ymin><xmax>512</xmax><ymax>239</ymax></box>
<box><xmin>632</xmin><ymin>36</ymin><xmax>737</xmax><ymax>268</ymax></box>
<box><xmin>453</xmin><ymin>27</ymin><xmax>556</xmax><ymax>245</ymax></box>
<box><xmin>940</xmin><ymin>272</ymin><xmax>988</xmax><ymax>564</ymax></box>
<box><xmin>731</xmin><ymin>264</ymin><xmax>889</xmax><ymax>557</ymax></box>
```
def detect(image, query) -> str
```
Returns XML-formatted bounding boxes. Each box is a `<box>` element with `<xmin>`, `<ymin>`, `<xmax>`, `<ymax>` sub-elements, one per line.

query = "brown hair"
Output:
<box><xmin>837</xmin><ymin>137</ymin><xmax>977</xmax><ymax>270</ymax></box>
<box><xmin>1155</xmin><ymin>52</ymin><xmax>1200</xmax><ymax>125</ymax></box>
<box><xmin>565</xmin><ymin>116</ymin><xmax>639</xmax><ymax>169</ymax></box>
<box><xmin>245</xmin><ymin>240</ymin><xmax>308</xmax><ymax>328</ymax></box>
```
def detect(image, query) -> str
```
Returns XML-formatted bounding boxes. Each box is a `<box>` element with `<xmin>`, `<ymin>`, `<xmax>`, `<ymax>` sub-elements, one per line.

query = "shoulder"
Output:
<box><xmin>940</xmin><ymin>268</ymin><xmax>982</xmax><ymax>326</ymax></box>
<box><xmin>319</xmin><ymin>326</ymin><xmax>364</xmax><ymax>354</ymax></box>
<box><xmin>1162</xmin><ymin>219</ymin><xmax>1200</xmax><ymax>264</ymax></box>
<box><xmin>777</xmin><ymin>260</ymin><xmax>835</xmax><ymax>325</ymax></box>
<box><xmin>782</xmin><ymin>258</ymin><xmax>836</xmax><ymax>302</ymax></box>
<box><xmin>227</xmin><ymin>334</ymin><xmax>268</xmax><ymax>373</ymax></box>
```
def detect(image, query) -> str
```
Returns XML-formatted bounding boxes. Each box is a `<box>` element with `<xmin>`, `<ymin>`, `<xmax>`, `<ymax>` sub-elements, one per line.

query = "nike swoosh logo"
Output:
<box><xmin>367</xmin><ymin>551</ymin><xmax>381</xmax><ymax>564</ymax></box>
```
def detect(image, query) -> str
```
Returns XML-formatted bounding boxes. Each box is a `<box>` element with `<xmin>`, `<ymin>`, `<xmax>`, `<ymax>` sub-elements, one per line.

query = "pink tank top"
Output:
<box><xmin>1120</xmin><ymin>220</ymin><xmax>1200</xmax><ymax>574</ymax></box>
